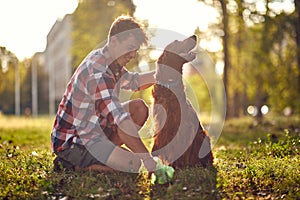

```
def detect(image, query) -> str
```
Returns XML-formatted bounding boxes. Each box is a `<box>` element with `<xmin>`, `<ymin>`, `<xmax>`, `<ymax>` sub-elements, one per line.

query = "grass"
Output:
<box><xmin>0</xmin><ymin>114</ymin><xmax>299</xmax><ymax>199</ymax></box>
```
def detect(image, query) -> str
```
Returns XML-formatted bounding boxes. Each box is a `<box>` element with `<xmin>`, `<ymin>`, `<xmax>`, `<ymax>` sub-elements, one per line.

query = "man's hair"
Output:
<box><xmin>108</xmin><ymin>15</ymin><xmax>148</xmax><ymax>46</ymax></box>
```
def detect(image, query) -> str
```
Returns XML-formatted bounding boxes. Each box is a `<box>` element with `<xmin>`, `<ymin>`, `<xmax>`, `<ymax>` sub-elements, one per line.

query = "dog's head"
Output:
<box><xmin>157</xmin><ymin>35</ymin><xmax>197</xmax><ymax>72</ymax></box>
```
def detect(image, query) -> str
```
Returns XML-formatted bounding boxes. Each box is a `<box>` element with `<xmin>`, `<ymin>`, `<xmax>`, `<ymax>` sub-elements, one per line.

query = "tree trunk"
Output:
<box><xmin>242</xmin><ymin>83</ymin><xmax>248</xmax><ymax>116</ymax></box>
<box><xmin>233</xmin><ymin>91</ymin><xmax>240</xmax><ymax>117</ymax></box>
<box><xmin>255</xmin><ymin>79</ymin><xmax>263</xmax><ymax>121</ymax></box>
<box><xmin>219</xmin><ymin>0</ymin><xmax>231</xmax><ymax>118</ymax></box>
<box><xmin>294</xmin><ymin>0</ymin><xmax>300</xmax><ymax>94</ymax></box>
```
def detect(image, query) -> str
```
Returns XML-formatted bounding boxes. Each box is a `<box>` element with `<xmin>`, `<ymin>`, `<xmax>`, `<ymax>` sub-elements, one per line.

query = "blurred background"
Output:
<box><xmin>0</xmin><ymin>0</ymin><xmax>299</xmax><ymax>121</ymax></box>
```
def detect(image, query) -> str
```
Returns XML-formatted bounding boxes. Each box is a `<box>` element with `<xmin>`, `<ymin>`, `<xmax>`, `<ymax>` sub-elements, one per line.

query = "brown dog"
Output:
<box><xmin>151</xmin><ymin>35</ymin><xmax>213</xmax><ymax>169</ymax></box>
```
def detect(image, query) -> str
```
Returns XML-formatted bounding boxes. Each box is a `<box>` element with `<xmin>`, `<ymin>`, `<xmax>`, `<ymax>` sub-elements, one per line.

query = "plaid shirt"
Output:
<box><xmin>51</xmin><ymin>46</ymin><xmax>140</xmax><ymax>153</ymax></box>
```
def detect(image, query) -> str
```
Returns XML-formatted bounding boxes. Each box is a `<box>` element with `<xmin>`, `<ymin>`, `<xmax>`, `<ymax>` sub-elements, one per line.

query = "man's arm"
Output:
<box><xmin>117</xmin><ymin>118</ymin><xmax>156</xmax><ymax>172</ymax></box>
<box><xmin>137</xmin><ymin>70</ymin><xmax>155</xmax><ymax>90</ymax></box>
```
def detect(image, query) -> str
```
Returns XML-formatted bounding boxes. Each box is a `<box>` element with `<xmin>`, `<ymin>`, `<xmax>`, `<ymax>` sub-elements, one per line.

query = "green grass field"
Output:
<box><xmin>0</xmin><ymin>114</ymin><xmax>299</xmax><ymax>199</ymax></box>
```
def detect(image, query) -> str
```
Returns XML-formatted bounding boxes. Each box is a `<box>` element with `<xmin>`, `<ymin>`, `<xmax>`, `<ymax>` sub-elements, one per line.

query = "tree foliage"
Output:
<box><xmin>71</xmin><ymin>0</ymin><xmax>136</xmax><ymax>70</ymax></box>
<box><xmin>0</xmin><ymin>47</ymin><xmax>29</xmax><ymax>114</ymax></box>
<box><xmin>198</xmin><ymin>0</ymin><xmax>300</xmax><ymax>118</ymax></box>
<box><xmin>1</xmin><ymin>0</ymin><xmax>300</xmax><ymax>117</ymax></box>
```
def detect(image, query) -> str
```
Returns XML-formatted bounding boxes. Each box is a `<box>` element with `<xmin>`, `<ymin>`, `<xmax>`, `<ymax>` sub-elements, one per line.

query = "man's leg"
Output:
<box><xmin>109</xmin><ymin>98</ymin><xmax>149</xmax><ymax>145</ymax></box>
<box><xmin>122</xmin><ymin>98</ymin><xmax>149</xmax><ymax>129</ymax></box>
<box><xmin>87</xmin><ymin>139</ymin><xmax>142</xmax><ymax>173</ymax></box>
<box><xmin>55</xmin><ymin>99</ymin><xmax>150</xmax><ymax>173</ymax></box>
<box><xmin>105</xmin><ymin>99</ymin><xmax>150</xmax><ymax>172</ymax></box>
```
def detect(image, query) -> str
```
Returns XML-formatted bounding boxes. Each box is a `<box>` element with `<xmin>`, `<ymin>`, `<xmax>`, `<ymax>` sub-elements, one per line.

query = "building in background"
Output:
<box><xmin>44</xmin><ymin>14</ymin><xmax>72</xmax><ymax>115</ymax></box>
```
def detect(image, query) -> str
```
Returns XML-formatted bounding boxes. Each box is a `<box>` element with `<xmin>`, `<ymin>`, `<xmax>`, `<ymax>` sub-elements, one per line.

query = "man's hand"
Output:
<box><xmin>142</xmin><ymin>156</ymin><xmax>157</xmax><ymax>173</ymax></box>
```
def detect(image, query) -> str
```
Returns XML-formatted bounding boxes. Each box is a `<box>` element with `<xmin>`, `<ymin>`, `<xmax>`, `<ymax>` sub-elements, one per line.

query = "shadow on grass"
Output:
<box><xmin>35</xmin><ymin>165</ymin><xmax>220</xmax><ymax>200</ymax></box>
<box><xmin>149</xmin><ymin>165</ymin><xmax>220</xmax><ymax>200</ymax></box>
<box><xmin>35</xmin><ymin>170</ymin><xmax>141</xmax><ymax>199</ymax></box>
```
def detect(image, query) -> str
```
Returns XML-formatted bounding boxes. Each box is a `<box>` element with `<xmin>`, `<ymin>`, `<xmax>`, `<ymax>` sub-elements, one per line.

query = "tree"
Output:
<box><xmin>198</xmin><ymin>0</ymin><xmax>299</xmax><ymax>118</ymax></box>
<box><xmin>0</xmin><ymin>47</ymin><xmax>17</xmax><ymax>113</ymax></box>
<box><xmin>0</xmin><ymin>47</ymin><xmax>31</xmax><ymax>114</ymax></box>
<box><xmin>294</xmin><ymin>0</ymin><xmax>300</xmax><ymax>95</ymax></box>
<box><xmin>242</xmin><ymin>0</ymin><xmax>299</xmax><ymax>117</ymax></box>
<box><xmin>71</xmin><ymin>0</ymin><xmax>136</xmax><ymax>70</ymax></box>
<box><xmin>218</xmin><ymin>0</ymin><xmax>232</xmax><ymax>118</ymax></box>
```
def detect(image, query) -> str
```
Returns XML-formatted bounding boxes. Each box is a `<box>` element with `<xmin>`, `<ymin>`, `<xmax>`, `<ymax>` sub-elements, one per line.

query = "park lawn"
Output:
<box><xmin>0</xmin><ymin>115</ymin><xmax>299</xmax><ymax>199</ymax></box>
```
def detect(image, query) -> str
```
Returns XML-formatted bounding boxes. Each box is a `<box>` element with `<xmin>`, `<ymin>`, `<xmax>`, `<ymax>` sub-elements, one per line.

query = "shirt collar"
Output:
<box><xmin>101</xmin><ymin>45</ymin><xmax>123</xmax><ymax>80</ymax></box>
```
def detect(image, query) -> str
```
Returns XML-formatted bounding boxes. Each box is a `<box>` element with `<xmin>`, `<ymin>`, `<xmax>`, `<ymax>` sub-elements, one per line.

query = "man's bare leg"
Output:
<box><xmin>105</xmin><ymin>98</ymin><xmax>152</xmax><ymax>172</ymax></box>
<box><xmin>80</xmin><ymin>99</ymin><xmax>153</xmax><ymax>173</ymax></box>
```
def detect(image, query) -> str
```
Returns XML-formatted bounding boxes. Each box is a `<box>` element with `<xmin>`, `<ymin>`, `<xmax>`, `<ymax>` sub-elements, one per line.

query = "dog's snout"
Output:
<box><xmin>184</xmin><ymin>35</ymin><xmax>197</xmax><ymax>46</ymax></box>
<box><xmin>190</xmin><ymin>35</ymin><xmax>197</xmax><ymax>41</ymax></box>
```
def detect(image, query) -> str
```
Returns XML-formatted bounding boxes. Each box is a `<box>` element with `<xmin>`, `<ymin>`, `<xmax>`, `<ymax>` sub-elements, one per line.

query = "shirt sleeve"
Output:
<box><xmin>119</xmin><ymin>67</ymin><xmax>140</xmax><ymax>91</ymax></box>
<box><xmin>93</xmin><ymin>73</ymin><xmax>131</xmax><ymax>126</ymax></box>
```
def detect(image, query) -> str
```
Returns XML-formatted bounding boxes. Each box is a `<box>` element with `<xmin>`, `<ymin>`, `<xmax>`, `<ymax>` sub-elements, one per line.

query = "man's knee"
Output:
<box><xmin>130</xmin><ymin>99</ymin><xmax>149</xmax><ymax>127</ymax></box>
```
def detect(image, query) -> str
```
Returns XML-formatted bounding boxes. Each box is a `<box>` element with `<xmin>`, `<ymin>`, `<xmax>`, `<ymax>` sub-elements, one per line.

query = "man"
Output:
<box><xmin>51</xmin><ymin>15</ymin><xmax>157</xmax><ymax>173</ymax></box>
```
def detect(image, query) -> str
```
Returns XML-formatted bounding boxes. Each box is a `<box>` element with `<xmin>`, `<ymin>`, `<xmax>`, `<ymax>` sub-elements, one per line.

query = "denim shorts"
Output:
<box><xmin>54</xmin><ymin>137</ymin><xmax>116</xmax><ymax>170</ymax></box>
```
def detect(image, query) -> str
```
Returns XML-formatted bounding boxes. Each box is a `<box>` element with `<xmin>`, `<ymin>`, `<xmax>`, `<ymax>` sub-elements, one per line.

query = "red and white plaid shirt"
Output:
<box><xmin>51</xmin><ymin>46</ymin><xmax>140</xmax><ymax>153</ymax></box>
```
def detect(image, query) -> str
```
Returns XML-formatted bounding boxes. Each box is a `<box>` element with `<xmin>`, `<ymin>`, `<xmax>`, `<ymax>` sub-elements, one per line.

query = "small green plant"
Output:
<box><xmin>0</xmin><ymin>146</ymin><xmax>53</xmax><ymax>199</ymax></box>
<box><xmin>217</xmin><ymin>128</ymin><xmax>300</xmax><ymax>199</ymax></box>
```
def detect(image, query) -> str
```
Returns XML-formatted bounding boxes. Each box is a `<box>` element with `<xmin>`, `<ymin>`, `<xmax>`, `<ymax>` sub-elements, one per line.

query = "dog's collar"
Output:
<box><xmin>156</xmin><ymin>80</ymin><xmax>181</xmax><ymax>89</ymax></box>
